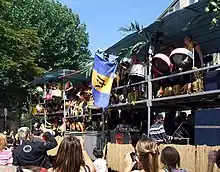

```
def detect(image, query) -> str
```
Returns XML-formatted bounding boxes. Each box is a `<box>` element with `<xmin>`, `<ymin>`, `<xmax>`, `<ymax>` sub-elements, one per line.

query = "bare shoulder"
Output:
<box><xmin>159</xmin><ymin>169</ymin><xmax>165</xmax><ymax>172</ymax></box>
<box><xmin>47</xmin><ymin>168</ymin><xmax>54</xmax><ymax>172</ymax></box>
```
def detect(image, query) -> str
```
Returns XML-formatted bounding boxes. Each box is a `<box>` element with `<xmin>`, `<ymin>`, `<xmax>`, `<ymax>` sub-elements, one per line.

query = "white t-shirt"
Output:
<box><xmin>93</xmin><ymin>158</ymin><xmax>108</xmax><ymax>172</ymax></box>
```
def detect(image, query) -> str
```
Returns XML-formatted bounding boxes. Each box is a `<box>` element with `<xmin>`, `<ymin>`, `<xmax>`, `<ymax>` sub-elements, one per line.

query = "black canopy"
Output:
<box><xmin>105</xmin><ymin>0</ymin><xmax>220</xmax><ymax>55</ymax></box>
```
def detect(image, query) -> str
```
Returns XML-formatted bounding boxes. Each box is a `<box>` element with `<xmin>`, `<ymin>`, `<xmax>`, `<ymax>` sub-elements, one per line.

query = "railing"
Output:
<box><xmin>109</xmin><ymin>64</ymin><xmax>220</xmax><ymax>108</ymax></box>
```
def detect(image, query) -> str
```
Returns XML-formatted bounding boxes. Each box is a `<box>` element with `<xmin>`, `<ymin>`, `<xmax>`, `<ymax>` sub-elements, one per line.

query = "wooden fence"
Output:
<box><xmin>47</xmin><ymin>138</ymin><xmax>220</xmax><ymax>172</ymax></box>
<box><xmin>105</xmin><ymin>143</ymin><xmax>220</xmax><ymax>172</ymax></box>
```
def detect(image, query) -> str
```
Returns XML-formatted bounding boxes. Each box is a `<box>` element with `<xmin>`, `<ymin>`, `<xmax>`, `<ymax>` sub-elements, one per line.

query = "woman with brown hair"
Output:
<box><xmin>160</xmin><ymin>146</ymin><xmax>188</xmax><ymax>172</ymax></box>
<box><xmin>49</xmin><ymin>136</ymin><xmax>95</xmax><ymax>172</ymax></box>
<box><xmin>124</xmin><ymin>137</ymin><xmax>159</xmax><ymax>172</ymax></box>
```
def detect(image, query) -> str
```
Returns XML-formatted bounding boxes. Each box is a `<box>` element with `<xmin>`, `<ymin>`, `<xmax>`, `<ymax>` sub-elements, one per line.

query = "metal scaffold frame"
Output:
<box><xmin>109</xmin><ymin>55</ymin><xmax>220</xmax><ymax>136</ymax></box>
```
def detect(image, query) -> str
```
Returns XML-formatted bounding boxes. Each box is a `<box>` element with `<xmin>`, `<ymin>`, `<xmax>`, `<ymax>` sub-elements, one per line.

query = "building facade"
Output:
<box><xmin>159</xmin><ymin>0</ymin><xmax>219</xmax><ymax>65</ymax></box>
<box><xmin>158</xmin><ymin>0</ymin><xmax>199</xmax><ymax>19</ymax></box>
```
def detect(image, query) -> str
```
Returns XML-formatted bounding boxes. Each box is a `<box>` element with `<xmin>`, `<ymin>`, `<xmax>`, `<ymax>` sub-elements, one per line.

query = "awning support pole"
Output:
<box><xmin>147</xmin><ymin>44</ymin><xmax>154</xmax><ymax>137</ymax></box>
<box><xmin>63</xmin><ymin>69</ymin><xmax>66</xmax><ymax>134</ymax></box>
<box><xmin>101</xmin><ymin>108</ymin><xmax>105</xmax><ymax>149</ymax></box>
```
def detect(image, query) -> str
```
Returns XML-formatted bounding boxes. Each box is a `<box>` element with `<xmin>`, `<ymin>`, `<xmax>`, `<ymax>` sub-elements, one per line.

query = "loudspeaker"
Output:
<box><xmin>205</xmin><ymin>70</ymin><xmax>220</xmax><ymax>91</ymax></box>
<box><xmin>195</xmin><ymin>109</ymin><xmax>220</xmax><ymax>146</ymax></box>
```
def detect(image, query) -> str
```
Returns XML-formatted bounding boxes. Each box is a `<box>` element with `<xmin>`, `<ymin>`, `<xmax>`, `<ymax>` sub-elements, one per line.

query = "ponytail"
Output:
<box><xmin>139</xmin><ymin>152</ymin><xmax>159</xmax><ymax>172</ymax></box>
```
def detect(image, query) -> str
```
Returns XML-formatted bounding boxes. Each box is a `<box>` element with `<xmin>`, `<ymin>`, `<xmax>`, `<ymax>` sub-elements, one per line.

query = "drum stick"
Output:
<box><xmin>192</xmin><ymin>48</ymin><xmax>195</xmax><ymax>68</ymax></box>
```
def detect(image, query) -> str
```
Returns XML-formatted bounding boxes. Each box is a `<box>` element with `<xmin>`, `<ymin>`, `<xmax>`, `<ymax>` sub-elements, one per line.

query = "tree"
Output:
<box><xmin>11</xmin><ymin>0</ymin><xmax>91</xmax><ymax>70</ymax></box>
<box><xmin>0</xmin><ymin>0</ymin><xmax>91</xmax><ymax>126</ymax></box>
<box><xmin>206</xmin><ymin>0</ymin><xmax>220</xmax><ymax>27</ymax></box>
<box><xmin>78</xmin><ymin>55</ymin><xmax>94</xmax><ymax>77</ymax></box>
<box><xmin>118</xmin><ymin>21</ymin><xmax>149</xmax><ymax>62</ymax></box>
<box><xmin>0</xmin><ymin>0</ymin><xmax>44</xmax><ymax>108</ymax></box>
<box><xmin>118</xmin><ymin>21</ymin><xmax>144</xmax><ymax>36</ymax></box>
<box><xmin>79</xmin><ymin>21</ymin><xmax>148</xmax><ymax>76</ymax></box>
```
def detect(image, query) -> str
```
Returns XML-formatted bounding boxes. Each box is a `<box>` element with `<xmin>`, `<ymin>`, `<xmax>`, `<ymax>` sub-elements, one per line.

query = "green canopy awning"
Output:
<box><xmin>31</xmin><ymin>69</ymin><xmax>88</xmax><ymax>85</ymax></box>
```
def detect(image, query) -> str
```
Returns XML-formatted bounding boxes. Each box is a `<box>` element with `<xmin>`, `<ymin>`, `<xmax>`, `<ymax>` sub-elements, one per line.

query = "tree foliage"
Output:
<box><xmin>206</xmin><ymin>0</ymin><xmax>220</xmax><ymax>26</ymax></box>
<box><xmin>118</xmin><ymin>21</ymin><xmax>149</xmax><ymax>62</ymax></box>
<box><xmin>118</xmin><ymin>21</ymin><xmax>165</xmax><ymax>63</ymax></box>
<box><xmin>0</xmin><ymin>0</ymin><xmax>90</xmax><ymax>123</ymax></box>
<box><xmin>118</xmin><ymin>21</ymin><xmax>144</xmax><ymax>36</ymax></box>
<box><xmin>78</xmin><ymin>56</ymin><xmax>94</xmax><ymax>78</ymax></box>
<box><xmin>78</xmin><ymin>21</ymin><xmax>148</xmax><ymax>77</ymax></box>
<box><xmin>11</xmin><ymin>0</ymin><xmax>90</xmax><ymax>70</ymax></box>
<box><xmin>0</xmin><ymin>0</ymin><xmax>44</xmax><ymax>110</ymax></box>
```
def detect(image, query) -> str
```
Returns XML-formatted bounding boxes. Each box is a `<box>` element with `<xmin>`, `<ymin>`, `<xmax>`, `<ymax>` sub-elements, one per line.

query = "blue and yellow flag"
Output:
<box><xmin>92</xmin><ymin>53</ymin><xmax>118</xmax><ymax>108</ymax></box>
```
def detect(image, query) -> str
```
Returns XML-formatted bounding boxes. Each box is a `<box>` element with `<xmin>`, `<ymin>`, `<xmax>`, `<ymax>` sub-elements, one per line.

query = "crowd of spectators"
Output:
<box><xmin>0</xmin><ymin>127</ymin><xmax>219</xmax><ymax>172</ymax></box>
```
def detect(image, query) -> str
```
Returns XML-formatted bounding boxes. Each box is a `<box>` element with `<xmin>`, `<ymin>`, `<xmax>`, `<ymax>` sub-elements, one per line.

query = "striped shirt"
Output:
<box><xmin>149</xmin><ymin>123</ymin><xmax>171</xmax><ymax>143</ymax></box>
<box><xmin>0</xmin><ymin>149</ymin><xmax>13</xmax><ymax>166</ymax></box>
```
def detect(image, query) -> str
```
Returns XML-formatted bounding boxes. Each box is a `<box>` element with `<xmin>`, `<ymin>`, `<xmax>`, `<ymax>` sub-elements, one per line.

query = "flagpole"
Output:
<box><xmin>147</xmin><ymin>44</ymin><xmax>154</xmax><ymax>137</ymax></box>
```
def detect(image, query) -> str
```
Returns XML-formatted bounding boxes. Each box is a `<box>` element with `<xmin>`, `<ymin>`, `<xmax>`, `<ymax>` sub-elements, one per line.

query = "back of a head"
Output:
<box><xmin>0</xmin><ymin>133</ymin><xmax>7</xmax><ymax>150</ymax></box>
<box><xmin>185</xmin><ymin>35</ymin><xmax>193</xmax><ymax>40</ymax></box>
<box><xmin>32</xmin><ymin>129</ymin><xmax>42</xmax><ymax>137</ymax></box>
<box><xmin>161</xmin><ymin>146</ymin><xmax>180</xmax><ymax>171</ymax></box>
<box><xmin>131</xmin><ymin>133</ymin><xmax>142</xmax><ymax>148</ymax></box>
<box><xmin>180</xmin><ymin>112</ymin><xmax>187</xmax><ymax>119</ymax></box>
<box><xmin>18</xmin><ymin>127</ymin><xmax>31</xmax><ymax>140</ymax></box>
<box><xmin>53</xmin><ymin>136</ymin><xmax>84</xmax><ymax>172</ymax></box>
<box><xmin>216</xmin><ymin>149</ymin><xmax>220</xmax><ymax>168</ymax></box>
<box><xmin>136</xmin><ymin>137</ymin><xmax>159</xmax><ymax>172</ymax></box>
<box><xmin>93</xmin><ymin>147</ymin><xmax>103</xmax><ymax>159</ymax></box>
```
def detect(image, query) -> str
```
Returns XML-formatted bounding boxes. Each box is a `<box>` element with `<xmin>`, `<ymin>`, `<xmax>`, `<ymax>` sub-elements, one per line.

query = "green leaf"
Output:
<box><xmin>210</xmin><ymin>1</ymin><xmax>218</xmax><ymax>8</ymax></box>
<box><xmin>11</xmin><ymin>0</ymin><xmax>91</xmax><ymax>70</ymax></box>
<box><xmin>118</xmin><ymin>21</ymin><xmax>149</xmax><ymax>61</ymax></box>
<box><xmin>213</xmin><ymin>8</ymin><xmax>218</xmax><ymax>12</ymax></box>
<box><xmin>205</xmin><ymin>7</ymin><xmax>210</xmax><ymax>12</ymax></box>
<box><xmin>211</xmin><ymin>17</ymin><xmax>218</xmax><ymax>25</ymax></box>
<box><xmin>118</xmin><ymin>21</ymin><xmax>143</xmax><ymax>36</ymax></box>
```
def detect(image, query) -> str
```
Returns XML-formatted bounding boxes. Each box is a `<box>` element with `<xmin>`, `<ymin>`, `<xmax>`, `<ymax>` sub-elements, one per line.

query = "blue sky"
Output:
<box><xmin>59</xmin><ymin>0</ymin><xmax>172</xmax><ymax>55</ymax></box>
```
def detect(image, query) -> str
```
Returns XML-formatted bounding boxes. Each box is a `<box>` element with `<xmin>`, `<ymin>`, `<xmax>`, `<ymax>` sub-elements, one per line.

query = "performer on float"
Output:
<box><xmin>184</xmin><ymin>35</ymin><xmax>204</xmax><ymax>93</ymax></box>
<box><xmin>128</xmin><ymin>55</ymin><xmax>145</xmax><ymax>101</ymax></box>
<box><xmin>65</xmin><ymin>80</ymin><xmax>73</xmax><ymax>99</ymax></box>
<box><xmin>149</xmin><ymin>114</ymin><xmax>172</xmax><ymax>144</ymax></box>
<box><xmin>184</xmin><ymin>35</ymin><xmax>204</xmax><ymax>68</ymax></box>
<box><xmin>116</xmin><ymin>61</ymin><xmax>130</xmax><ymax>103</ymax></box>
<box><xmin>115</xmin><ymin>118</ymin><xmax>132</xmax><ymax>132</ymax></box>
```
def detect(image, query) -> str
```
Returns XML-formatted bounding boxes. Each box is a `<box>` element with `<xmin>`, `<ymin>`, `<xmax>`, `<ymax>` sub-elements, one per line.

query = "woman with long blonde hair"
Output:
<box><xmin>124</xmin><ymin>137</ymin><xmax>159</xmax><ymax>172</ymax></box>
<box><xmin>0</xmin><ymin>133</ymin><xmax>13</xmax><ymax>166</ymax></box>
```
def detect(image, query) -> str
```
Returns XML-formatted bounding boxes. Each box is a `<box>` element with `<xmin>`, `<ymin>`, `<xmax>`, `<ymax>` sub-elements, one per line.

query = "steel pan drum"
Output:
<box><xmin>129</xmin><ymin>64</ymin><xmax>145</xmax><ymax>81</ymax></box>
<box><xmin>170</xmin><ymin>48</ymin><xmax>193</xmax><ymax>68</ymax></box>
<box><xmin>152</xmin><ymin>53</ymin><xmax>172</xmax><ymax>75</ymax></box>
